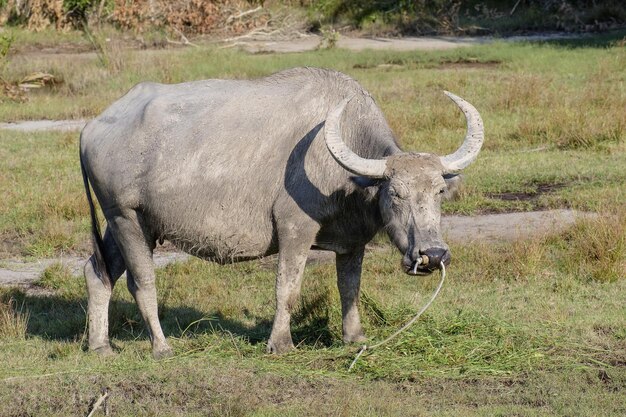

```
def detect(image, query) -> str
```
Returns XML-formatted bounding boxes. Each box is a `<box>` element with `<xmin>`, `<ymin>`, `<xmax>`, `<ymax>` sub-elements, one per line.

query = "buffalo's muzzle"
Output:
<box><xmin>406</xmin><ymin>247</ymin><xmax>450</xmax><ymax>275</ymax></box>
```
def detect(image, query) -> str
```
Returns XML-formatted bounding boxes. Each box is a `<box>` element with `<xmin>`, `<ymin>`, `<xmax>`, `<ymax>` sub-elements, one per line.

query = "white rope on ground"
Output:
<box><xmin>348</xmin><ymin>261</ymin><xmax>446</xmax><ymax>371</ymax></box>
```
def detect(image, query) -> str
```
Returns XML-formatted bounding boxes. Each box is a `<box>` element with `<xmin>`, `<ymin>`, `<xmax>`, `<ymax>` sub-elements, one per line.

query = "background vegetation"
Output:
<box><xmin>1</xmin><ymin>0</ymin><xmax>625</xmax><ymax>35</ymax></box>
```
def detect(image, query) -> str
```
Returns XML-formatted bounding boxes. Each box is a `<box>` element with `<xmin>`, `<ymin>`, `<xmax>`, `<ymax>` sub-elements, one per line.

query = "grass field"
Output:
<box><xmin>0</xmin><ymin>29</ymin><xmax>625</xmax><ymax>415</ymax></box>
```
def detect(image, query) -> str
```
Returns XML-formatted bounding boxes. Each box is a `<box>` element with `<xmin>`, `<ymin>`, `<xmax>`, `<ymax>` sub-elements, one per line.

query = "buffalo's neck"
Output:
<box><xmin>312</xmin><ymin>185</ymin><xmax>383</xmax><ymax>254</ymax></box>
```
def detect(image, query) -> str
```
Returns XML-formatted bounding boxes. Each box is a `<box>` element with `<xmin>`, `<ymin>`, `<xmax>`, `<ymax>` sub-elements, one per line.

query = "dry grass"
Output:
<box><xmin>450</xmin><ymin>206</ymin><xmax>626</xmax><ymax>284</ymax></box>
<box><xmin>0</xmin><ymin>0</ymin><xmax>272</xmax><ymax>36</ymax></box>
<box><xmin>557</xmin><ymin>209</ymin><xmax>626</xmax><ymax>282</ymax></box>
<box><xmin>0</xmin><ymin>297</ymin><xmax>30</xmax><ymax>340</ymax></box>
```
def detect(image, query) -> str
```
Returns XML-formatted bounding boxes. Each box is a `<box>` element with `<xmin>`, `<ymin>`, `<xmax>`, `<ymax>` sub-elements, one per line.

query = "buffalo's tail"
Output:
<box><xmin>80</xmin><ymin>151</ymin><xmax>111</xmax><ymax>287</ymax></box>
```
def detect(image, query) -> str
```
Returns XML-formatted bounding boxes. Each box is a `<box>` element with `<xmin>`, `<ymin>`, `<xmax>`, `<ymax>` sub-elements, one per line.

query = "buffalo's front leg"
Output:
<box><xmin>336</xmin><ymin>248</ymin><xmax>367</xmax><ymax>343</ymax></box>
<box><xmin>267</xmin><ymin>219</ymin><xmax>318</xmax><ymax>354</ymax></box>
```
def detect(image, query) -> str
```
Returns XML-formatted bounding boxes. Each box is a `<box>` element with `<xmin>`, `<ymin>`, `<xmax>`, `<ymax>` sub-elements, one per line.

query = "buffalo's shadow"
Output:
<box><xmin>1</xmin><ymin>286</ymin><xmax>335</xmax><ymax>349</ymax></box>
<box><xmin>283</xmin><ymin>121</ymin><xmax>326</xmax><ymax>217</ymax></box>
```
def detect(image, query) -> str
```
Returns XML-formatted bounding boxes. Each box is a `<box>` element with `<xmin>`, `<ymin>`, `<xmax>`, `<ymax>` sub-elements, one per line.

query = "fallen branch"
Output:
<box><xmin>166</xmin><ymin>38</ymin><xmax>194</xmax><ymax>47</ymax></box>
<box><xmin>86</xmin><ymin>388</ymin><xmax>109</xmax><ymax>417</ymax></box>
<box><xmin>222</xmin><ymin>27</ymin><xmax>285</xmax><ymax>43</ymax></box>
<box><xmin>169</xmin><ymin>26</ymin><xmax>199</xmax><ymax>47</ymax></box>
<box><xmin>222</xmin><ymin>21</ymin><xmax>270</xmax><ymax>42</ymax></box>
<box><xmin>18</xmin><ymin>72</ymin><xmax>56</xmax><ymax>89</ymax></box>
<box><xmin>226</xmin><ymin>5</ymin><xmax>262</xmax><ymax>24</ymax></box>
<box><xmin>219</xmin><ymin>41</ymin><xmax>253</xmax><ymax>49</ymax></box>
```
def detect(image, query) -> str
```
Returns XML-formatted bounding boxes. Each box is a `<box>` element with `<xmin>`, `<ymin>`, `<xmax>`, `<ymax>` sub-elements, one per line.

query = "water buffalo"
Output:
<box><xmin>80</xmin><ymin>67</ymin><xmax>483</xmax><ymax>358</ymax></box>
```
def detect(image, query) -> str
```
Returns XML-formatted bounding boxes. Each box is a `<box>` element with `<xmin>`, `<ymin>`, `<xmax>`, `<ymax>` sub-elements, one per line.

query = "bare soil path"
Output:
<box><xmin>222</xmin><ymin>32</ymin><xmax>584</xmax><ymax>54</ymax></box>
<box><xmin>0</xmin><ymin>209</ymin><xmax>594</xmax><ymax>289</ymax></box>
<box><xmin>11</xmin><ymin>31</ymin><xmax>584</xmax><ymax>59</ymax></box>
<box><xmin>0</xmin><ymin>119</ymin><xmax>88</xmax><ymax>132</ymax></box>
<box><xmin>223</xmin><ymin>34</ymin><xmax>483</xmax><ymax>53</ymax></box>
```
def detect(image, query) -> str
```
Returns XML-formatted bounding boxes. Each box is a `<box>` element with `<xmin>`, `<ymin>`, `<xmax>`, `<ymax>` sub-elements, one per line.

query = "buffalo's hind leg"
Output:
<box><xmin>108</xmin><ymin>210</ymin><xmax>173</xmax><ymax>359</ymax></box>
<box><xmin>336</xmin><ymin>248</ymin><xmax>367</xmax><ymax>344</ymax></box>
<box><xmin>84</xmin><ymin>227</ymin><xmax>127</xmax><ymax>355</ymax></box>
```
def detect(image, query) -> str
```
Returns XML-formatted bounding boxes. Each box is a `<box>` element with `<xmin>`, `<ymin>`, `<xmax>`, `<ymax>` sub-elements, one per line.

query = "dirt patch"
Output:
<box><xmin>12</xmin><ymin>43</ymin><xmax>95</xmax><ymax>56</ymax></box>
<box><xmin>0</xmin><ymin>119</ymin><xmax>88</xmax><ymax>132</ymax></box>
<box><xmin>0</xmin><ymin>249</ymin><xmax>189</xmax><ymax>290</ymax></box>
<box><xmin>353</xmin><ymin>61</ymin><xmax>404</xmax><ymax>70</ymax></box>
<box><xmin>442</xmin><ymin>209</ymin><xmax>595</xmax><ymax>243</ymax></box>
<box><xmin>8</xmin><ymin>32</ymin><xmax>590</xmax><ymax>62</ymax></box>
<box><xmin>486</xmin><ymin>182</ymin><xmax>568</xmax><ymax>202</ymax></box>
<box><xmin>438</xmin><ymin>58</ymin><xmax>502</xmax><ymax>69</ymax></box>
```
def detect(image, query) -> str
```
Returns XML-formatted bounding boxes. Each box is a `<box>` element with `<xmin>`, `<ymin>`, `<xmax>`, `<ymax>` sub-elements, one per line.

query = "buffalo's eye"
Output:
<box><xmin>439</xmin><ymin>188</ymin><xmax>446</xmax><ymax>194</ymax></box>
<box><xmin>389</xmin><ymin>187</ymin><xmax>403</xmax><ymax>199</ymax></box>
<box><xmin>388</xmin><ymin>190</ymin><xmax>404</xmax><ymax>209</ymax></box>
<box><xmin>389</xmin><ymin>184</ymin><xmax>409</xmax><ymax>199</ymax></box>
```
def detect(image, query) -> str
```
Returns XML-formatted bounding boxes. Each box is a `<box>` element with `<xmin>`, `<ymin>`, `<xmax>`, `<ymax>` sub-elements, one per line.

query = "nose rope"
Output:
<box><xmin>411</xmin><ymin>254</ymin><xmax>429</xmax><ymax>274</ymax></box>
<box><xmin>411</xmin><ymin>257</ymin><xmax>421</xmax><ymax>274</ymax></box>
<box><xmin>348</xmin><ymin>261</ymin><xmax>446</xmax><ymax>371</ymax></box>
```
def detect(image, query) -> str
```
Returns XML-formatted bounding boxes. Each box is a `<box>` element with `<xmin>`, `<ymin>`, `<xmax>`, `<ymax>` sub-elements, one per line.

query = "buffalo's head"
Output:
<box><xmin>325</xmin><ymin>92</ymin><xmax>484</xmax><ymax>275</ymax></box>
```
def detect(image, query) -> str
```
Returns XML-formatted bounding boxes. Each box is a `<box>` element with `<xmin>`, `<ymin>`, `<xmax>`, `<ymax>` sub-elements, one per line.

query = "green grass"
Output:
<box><xmin>1</xmin><ymin>236</ymin><xmax>625</xmax><ymax>415</ymax></box>
<box><xmin>6</xmin><ymin>26</ymin><xmax>91</xmax><ymax>52</ymax></box>
<box><xmin>2</xmin><ymin>31</ymin><xmax>625</xmax><ymax>134</ymax></box>
<box><xmin>0</xmin><ymin>131</ymin><xmax>90</xmax><ymax>258</ymax></box>
<box><xmin>1</xmin><ymin>32</ymin><xmax>625</xmax><ymax>415</ymax></box>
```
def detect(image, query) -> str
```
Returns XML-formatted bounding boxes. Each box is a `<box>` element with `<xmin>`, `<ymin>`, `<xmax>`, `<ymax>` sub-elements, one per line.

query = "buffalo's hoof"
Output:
<box><xmin>91</xmin><ymin>345</ymin><xmax>115</xmax><ymax>357</ymax></box>
<box><xmin>343</xmin><ymin>333</ymin><xmax>367</xmax><ymax>344</ymax></box>
<box><xmin>267</xmin><ymin>338</ymin><xmax>295</xmax><ymax>354</ymax></box>
<box><xmin>153</xmin><ymin>347</ymin><xmax>174</xmax><ymax>360</ymax></box>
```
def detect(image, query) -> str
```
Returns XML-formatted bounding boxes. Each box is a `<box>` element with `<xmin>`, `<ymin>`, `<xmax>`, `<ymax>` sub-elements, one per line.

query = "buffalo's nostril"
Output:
<box><xmin>442</xmin><ymin>250</ymin><xmax>451</xmax><ymax>266</ymax></box>
<box><xmin>419</xmin><ymin>247</ymin><xmax>450</xmax><ymax>268</ymax></box>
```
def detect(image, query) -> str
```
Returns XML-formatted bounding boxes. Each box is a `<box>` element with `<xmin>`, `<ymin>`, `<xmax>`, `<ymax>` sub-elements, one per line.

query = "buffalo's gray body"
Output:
<box><xmin>81</xmin><ymin>67</ymin><xmax>455</xmax><ymax>357</ymax></box>
<box><xmin>82</xmin><ymin>68</ymin><xmax>397</xmax><ymax>261</ymax></box>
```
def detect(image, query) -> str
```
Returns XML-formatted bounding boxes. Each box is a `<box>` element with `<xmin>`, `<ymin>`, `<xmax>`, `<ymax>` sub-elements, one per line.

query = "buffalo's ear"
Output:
<box><xmin>443</xmin><ymin>173</ymin><xmax>463</xmax><ymax>201</ymax></box>
<box><xmin>351</xmin><ymin>176</ymin><xmax>383</xmax><ymax>189</ymax></box>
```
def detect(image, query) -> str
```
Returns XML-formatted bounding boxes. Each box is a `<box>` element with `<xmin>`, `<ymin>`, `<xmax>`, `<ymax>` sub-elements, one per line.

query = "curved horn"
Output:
<box><xmin>440</xmin><ymin>91</ymin><xmax>484</xmax><ymax>172</ymax></box>
<box><xmin>324</xmin><ymin>97</ymin><xmax>387</xmax><ymax>178</ymax></box>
